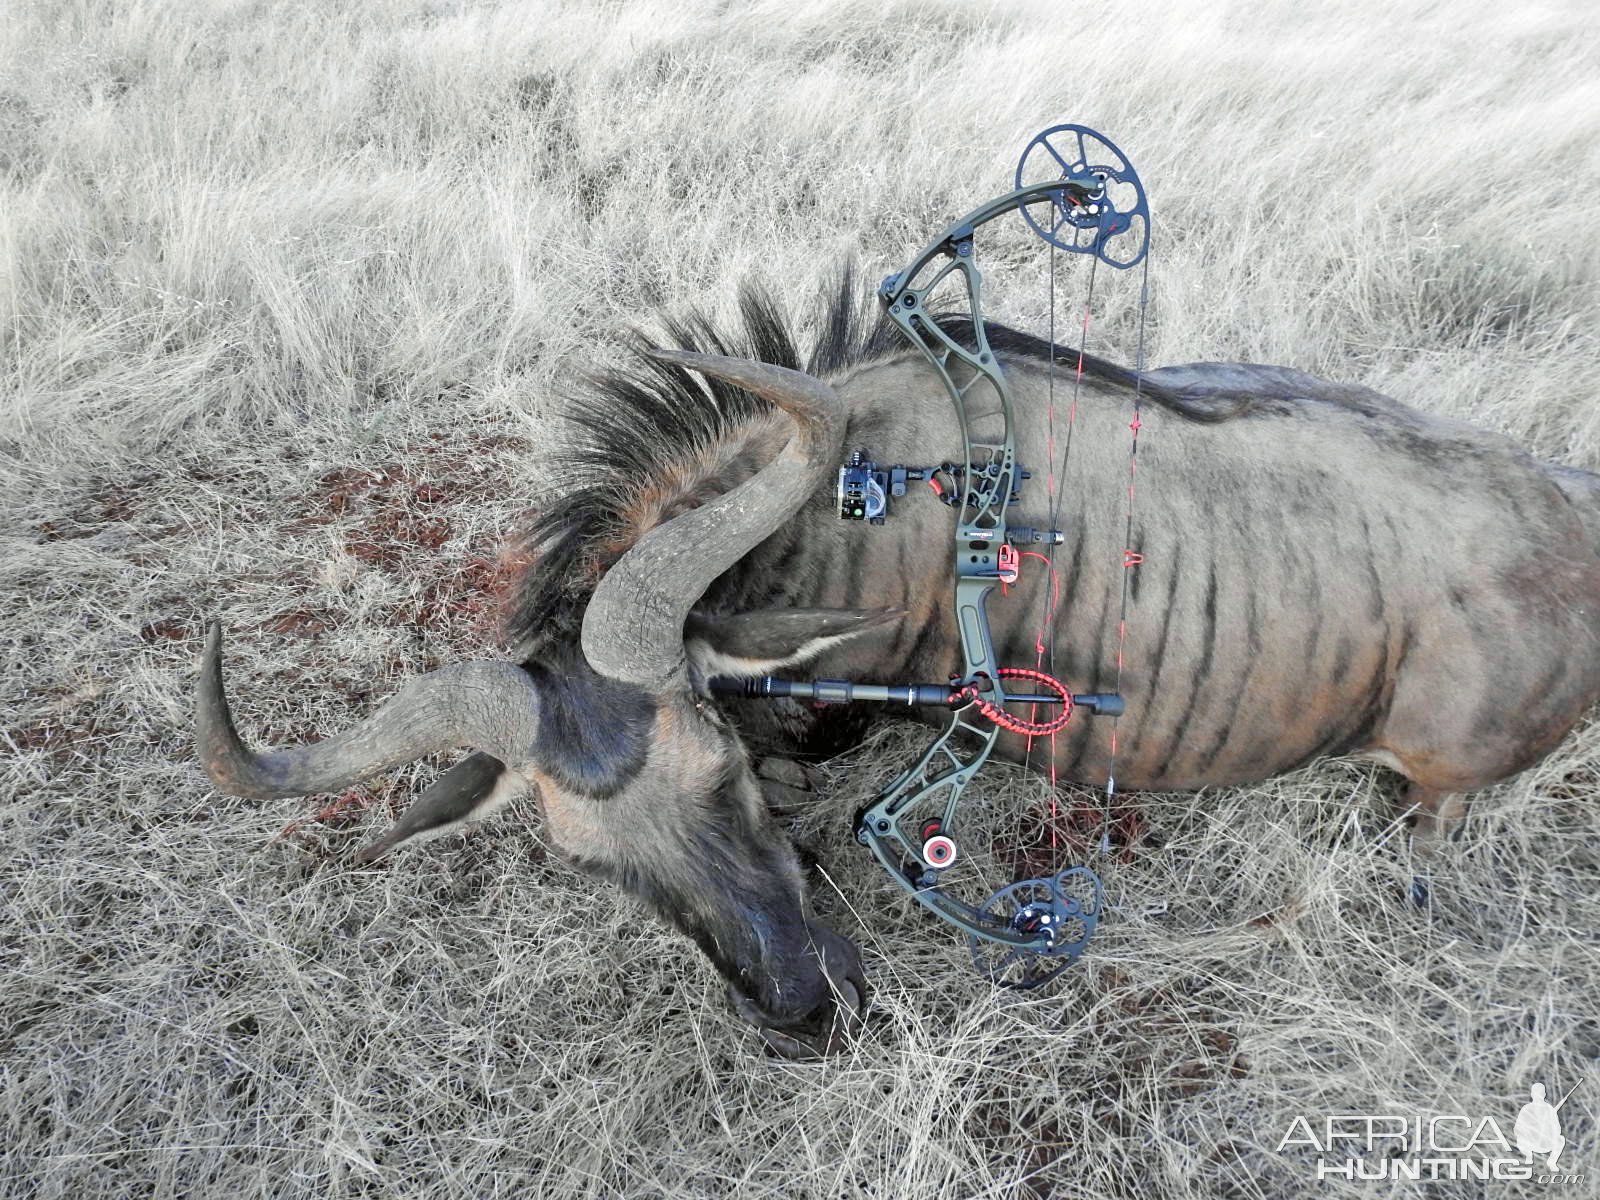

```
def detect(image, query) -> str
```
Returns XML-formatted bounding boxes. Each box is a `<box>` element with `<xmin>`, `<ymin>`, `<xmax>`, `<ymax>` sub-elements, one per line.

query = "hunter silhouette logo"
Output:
<box><xmin>1516</xmin><ymin>1083</ymin><xmax>1578</xmax><ymax>1170</ymax></box>
<box><xmin>1278</xmin><ymin>1082</ymin><xmax>1585</xmax><ymax>1183</ymax></box>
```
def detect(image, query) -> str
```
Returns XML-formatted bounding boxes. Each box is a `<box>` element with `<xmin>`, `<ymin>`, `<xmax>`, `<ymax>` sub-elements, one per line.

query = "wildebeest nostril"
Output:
<box><xmin>755</xmin><ymin>983</ymin><xmax>866</xmax><ymax>1061</ymax></box>
<box><xmin>723</xmin><ymin>925</ymin><xmax>869</xmax><ymax>1060</ymax></box>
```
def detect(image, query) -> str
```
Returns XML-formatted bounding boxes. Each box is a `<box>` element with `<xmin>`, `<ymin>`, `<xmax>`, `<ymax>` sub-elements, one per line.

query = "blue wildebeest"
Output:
<box><xmin>198</xmin><ymin>279</ymin><xmax>1600</xmax><ymax>1057</ymax></box>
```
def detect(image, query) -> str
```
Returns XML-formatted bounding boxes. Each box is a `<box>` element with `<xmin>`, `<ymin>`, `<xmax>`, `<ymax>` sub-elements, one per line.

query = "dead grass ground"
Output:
<box><xmin>3</xmin><ymin>1</ymin><xmax>1598</xmax><ymax>1196</ymax></box>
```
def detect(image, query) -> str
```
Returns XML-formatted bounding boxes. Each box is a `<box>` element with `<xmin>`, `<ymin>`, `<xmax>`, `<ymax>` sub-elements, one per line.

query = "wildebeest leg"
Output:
<box><xmin>753</xmin><ymin>756</ymin><xmax>831</xmax><ymax>885</ymax></box>
<box><xmin>1398</xmin><ymin>782</ymin><xmax>1470</xmax><ymax>907</ymax></box>
<box><xmin>352</xmin><ymin>752</ymin><xmax>521</xmax><ymax>864</ymax></box>
<box><xmin>755</xmin><ymin>755</ymin><xmax>816</xmax><ymax>816</ymax></box>
<box><xmin>1404</xmin><ymin>783</ymin><xmax>1470</xmax><ymax>855</ymax></box>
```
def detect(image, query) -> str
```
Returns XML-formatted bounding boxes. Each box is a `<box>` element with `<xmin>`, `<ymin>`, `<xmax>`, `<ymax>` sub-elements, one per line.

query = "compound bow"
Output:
<box><xmin>718</xmin><ymin>125</ymin><xmax>1151</xmax><ymax>986</ymax></box>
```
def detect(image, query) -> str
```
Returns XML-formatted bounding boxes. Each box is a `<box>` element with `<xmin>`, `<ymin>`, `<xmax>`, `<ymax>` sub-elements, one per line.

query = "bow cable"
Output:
<box><xmin>1104</xmin><ymin>251</ymin><xmax>1154</xmax><ymax>850</ymax></box>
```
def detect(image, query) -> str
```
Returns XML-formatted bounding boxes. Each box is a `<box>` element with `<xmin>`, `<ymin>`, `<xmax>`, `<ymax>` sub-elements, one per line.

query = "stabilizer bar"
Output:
<box><xmin>709</xmin><ymin>675</ymin><xmax>1125</xmax><ymax>716</ymax></box>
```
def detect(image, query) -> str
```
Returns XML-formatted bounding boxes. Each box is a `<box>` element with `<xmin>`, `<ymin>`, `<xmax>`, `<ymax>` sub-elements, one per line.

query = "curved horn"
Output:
<box><xmin>197</xmin><ymin>622</ymin><xmax>542</xmax><ymax>799</ymax></box>
<box><xmin>581</xmin><ymin>351</ymin><xmax>846</xmax><ymax>688</ymax></box>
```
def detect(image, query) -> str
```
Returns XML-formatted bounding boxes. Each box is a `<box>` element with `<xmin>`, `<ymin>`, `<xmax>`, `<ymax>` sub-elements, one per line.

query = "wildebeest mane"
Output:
<box><xmin>506</xmin><ymin>269</ymin><xmax>1257</xmax><ymax>657</ymax></box>
<box><xmin>506</xmin><ymin>268</ymin><xmax>887</xmax><ymax>656</ymax></box>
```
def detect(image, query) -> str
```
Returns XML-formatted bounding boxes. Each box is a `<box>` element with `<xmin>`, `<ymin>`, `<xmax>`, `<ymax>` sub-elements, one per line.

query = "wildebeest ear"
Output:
<box><xmin>685</xmin><ymin>608</ymin><xmax>904</xmax><ymax>681</ymax></box>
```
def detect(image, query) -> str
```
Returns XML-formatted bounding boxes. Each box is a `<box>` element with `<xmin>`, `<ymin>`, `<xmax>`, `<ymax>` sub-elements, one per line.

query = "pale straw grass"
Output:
<box><xmin>3</xmin><ymin>1</ymin><xmax>1597</xmax><ymax>1196</ymax></box>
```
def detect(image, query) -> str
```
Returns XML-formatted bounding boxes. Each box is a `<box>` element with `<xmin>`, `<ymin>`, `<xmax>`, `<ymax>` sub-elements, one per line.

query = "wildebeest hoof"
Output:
<box><xmin>755</xmin><ymin>756</ymin><xmax>815</xmax><ymax>791</ymax></box>
<box><xmin>758</xmin><ymin>778</ymin><xmax>814</xmax><ymax>817</ymax></box>
<box><xmin>755</xmin><ymin>757</ymin><xmax>817</xmax><ymax>815</ymax></box>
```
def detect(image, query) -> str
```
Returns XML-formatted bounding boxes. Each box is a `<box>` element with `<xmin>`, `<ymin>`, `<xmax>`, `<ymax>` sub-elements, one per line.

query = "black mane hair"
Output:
<box><xmin>505</xmin><ymin>268</ymin><xmax>1236</xmax><ymax>658</ymax></box>
<box><xmin>505</xmin><ymin>266</ymin><xmax>891</xmax><ymax>657</ymax></box>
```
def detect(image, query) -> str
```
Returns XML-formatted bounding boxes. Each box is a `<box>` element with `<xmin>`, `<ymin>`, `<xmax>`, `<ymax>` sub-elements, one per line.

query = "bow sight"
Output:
<box><xmin>733</xmin><ymin>124</ymin><xmax>1150</xmax><ymax>988</ymax></box>
<box><xmin>837</xmin><ymin>451</ymin><xmax>1061</xmax><ymax>547</ymax></box>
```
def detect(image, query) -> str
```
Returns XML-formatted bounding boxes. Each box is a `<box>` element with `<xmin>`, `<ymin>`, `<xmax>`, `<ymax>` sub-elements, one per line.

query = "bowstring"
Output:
<box><xmin>1038</xmin><ymin>240</ymin><xmax>1098</xmax><ymax>869</ymax></box>
<box><xmin>1022</xmin><ymin>238</ymin><xmax>1057</xmax><ymax>826</ymax></box>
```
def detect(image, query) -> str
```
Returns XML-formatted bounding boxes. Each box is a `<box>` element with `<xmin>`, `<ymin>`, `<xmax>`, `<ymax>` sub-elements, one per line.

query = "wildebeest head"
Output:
<box><xmin>197</xmin><ymin>351</ymin><xmax>894</xmax><ymax>1058</ymax></box>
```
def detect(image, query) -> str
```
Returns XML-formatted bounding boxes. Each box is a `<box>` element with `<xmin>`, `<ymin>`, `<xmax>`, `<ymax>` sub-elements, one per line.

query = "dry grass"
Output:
<box><xmin>3</xmin><ymin>1</ymin><xmax>1598</xmax><ymax>1196</ymax></box>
